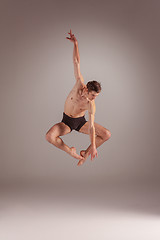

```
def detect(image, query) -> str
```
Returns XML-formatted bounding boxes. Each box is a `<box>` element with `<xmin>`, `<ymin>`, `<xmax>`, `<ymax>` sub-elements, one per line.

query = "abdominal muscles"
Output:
<box><xmin>64</xmin><ymin>95</ymin><xmax>87</xmax><ymax>117</ymax></box>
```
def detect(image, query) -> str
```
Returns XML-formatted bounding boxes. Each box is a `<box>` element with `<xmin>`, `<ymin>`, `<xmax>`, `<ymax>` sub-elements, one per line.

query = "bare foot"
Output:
<box><xmin>77</xmin><ymin>159</ymin><xmax>85</xmax><ymax>166</ymax></box>
<box><xmin>77</xmin><ymin>150</ymin><xmax>89</xmax><ymax>166</ymax></box>
<box><xmin>70</xmin><ymin>147</ymin><xmax>84</xmax><ymax>161</ymax></box>
<box><xmin>80</xmin><ymin>150</ymin><xmax>86</xmax><ymax>158</ymax></box>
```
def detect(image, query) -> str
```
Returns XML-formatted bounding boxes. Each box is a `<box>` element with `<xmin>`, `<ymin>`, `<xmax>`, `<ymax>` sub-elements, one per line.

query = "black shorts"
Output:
<box><xmin>61</xmin><ymin>112</ymin><xmax>87</xmax><ymax>132</ymax></box>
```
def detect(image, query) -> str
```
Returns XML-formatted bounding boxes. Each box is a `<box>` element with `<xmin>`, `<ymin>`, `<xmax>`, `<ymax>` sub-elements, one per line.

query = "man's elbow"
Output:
<box><xmin>73</xmin><ymin>57</ymin><xmax>80</xmax><ymax>64</ymax></box>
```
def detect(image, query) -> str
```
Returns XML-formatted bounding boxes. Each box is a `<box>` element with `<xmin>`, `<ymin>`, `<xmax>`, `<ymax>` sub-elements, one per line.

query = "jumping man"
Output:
<box><xmin>46</xmin><ymin>29</ymin><xmax>111</xmax><ymax>166</ymax></box>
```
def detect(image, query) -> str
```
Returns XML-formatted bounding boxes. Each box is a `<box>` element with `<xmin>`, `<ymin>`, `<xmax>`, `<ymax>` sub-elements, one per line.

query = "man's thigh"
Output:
<box><xmin>79</xmin><ymin>121</ymin><xmax>109</xmax><ymax>137</ymax></box>
<box><xmin>46</xmin><ymin>122</ymin><xmax>71</xmax><ymax>137</ymax></box>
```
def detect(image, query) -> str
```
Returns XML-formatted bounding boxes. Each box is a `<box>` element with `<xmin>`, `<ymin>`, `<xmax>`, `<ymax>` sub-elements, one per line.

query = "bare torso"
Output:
<box><xmin>64</xmin><ymin>82</ymin><xmax>90</xmax><ymax>117</ymax></box>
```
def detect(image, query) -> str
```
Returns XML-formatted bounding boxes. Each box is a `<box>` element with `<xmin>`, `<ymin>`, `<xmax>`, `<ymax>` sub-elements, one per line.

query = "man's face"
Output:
<box><xmin>87</xmin><ymin>90</ymin><xmax>100</xmax><ymax>101</ymax></box>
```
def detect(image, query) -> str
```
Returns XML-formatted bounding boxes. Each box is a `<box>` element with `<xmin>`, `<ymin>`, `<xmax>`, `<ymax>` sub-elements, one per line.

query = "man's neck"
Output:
<box><xmin>81</xmin><ymin>89</ymin><xmax>89</xmax><ymax>100</ymax></box>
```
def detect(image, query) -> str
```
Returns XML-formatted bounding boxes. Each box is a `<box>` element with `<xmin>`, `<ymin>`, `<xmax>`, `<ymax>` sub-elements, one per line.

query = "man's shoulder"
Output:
<box><xmin>88</xmin><ymin>100</ymin><xmax>96</xmax><ymax>114</ymax></box>
<box><xmin>72</xmin><ymin>81</ymin><xmax>86</xmax><ymax>95</ymax></box>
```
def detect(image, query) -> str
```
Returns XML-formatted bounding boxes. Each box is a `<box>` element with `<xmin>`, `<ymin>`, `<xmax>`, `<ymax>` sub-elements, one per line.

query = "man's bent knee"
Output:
<box><xmin>103</xmin><ymin>129</ymin><xmax>111</xmax><ymax>141</ymax></box>
<box><xmin>45</xmin><ymin>132</ymin><xmax>56</xmax><ymax>144</ymax></box>
<box><xmin>45</xmin><ymin>132</ymin><xmax>51</xmax><ymax>143</ymax></box>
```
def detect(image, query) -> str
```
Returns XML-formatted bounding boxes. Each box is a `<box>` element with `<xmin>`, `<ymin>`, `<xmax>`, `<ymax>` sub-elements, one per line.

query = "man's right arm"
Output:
<box><xmin>66</xmin><ymin>30</ymin><xmax>84</xmax><ymax>83</ymax></box>
<box><xmin>73</xmin><ymin>41</ymin><xmax>84</xmax><ymax>83</ymax></box>
<box><xmin>73</xmin><ymin>41</ymin><xmax>80</xmax><ymax>63</ymax></box>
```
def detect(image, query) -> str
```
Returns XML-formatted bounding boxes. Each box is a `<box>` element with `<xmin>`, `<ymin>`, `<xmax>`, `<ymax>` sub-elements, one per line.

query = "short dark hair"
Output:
<box><xmin>86</xmin><ymin>80</ymin><xmax>101</xmax><ymax>93</ymax></box>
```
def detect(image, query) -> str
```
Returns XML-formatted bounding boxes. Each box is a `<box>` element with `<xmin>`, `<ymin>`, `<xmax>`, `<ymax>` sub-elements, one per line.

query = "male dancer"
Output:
<box><xmin>46</xmin><ymin>30</ymin><xmax>111</xmax><ymax>166</ymax></box>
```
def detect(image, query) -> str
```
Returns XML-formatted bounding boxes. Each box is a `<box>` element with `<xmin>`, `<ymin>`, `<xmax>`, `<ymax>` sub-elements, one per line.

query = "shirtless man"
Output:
<box><xmin>46</xmin><ymin>30</ymin><xmax>111</xmax><ymax>166</ymax></box>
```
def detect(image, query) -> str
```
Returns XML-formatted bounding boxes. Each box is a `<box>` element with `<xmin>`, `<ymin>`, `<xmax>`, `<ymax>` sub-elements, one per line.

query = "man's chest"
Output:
<box><xmin>72</xmin><ymin>96</ymin><xmax>88</xmax><ymax>109</ymax></box>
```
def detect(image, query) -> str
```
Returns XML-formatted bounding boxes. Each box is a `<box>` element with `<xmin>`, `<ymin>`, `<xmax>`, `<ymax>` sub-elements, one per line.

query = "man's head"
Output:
<box><xmin>86</xmin><ymin>80</ymin><xmax>101</xmax><ymax>100</ymax></box>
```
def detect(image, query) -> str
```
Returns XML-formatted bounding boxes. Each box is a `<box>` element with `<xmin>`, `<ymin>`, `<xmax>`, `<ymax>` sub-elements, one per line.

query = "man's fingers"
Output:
<box><xmin>68</xmin><ymin>29</ymin><xmax>72</xmax><ymax>35</ymax></box>
<box><xmin>66</xmin><ymin>37</ymin><xmax>73</xmax><ymax>42</ymax></box>
<box><xmin>91</xmin><ymin>154</ymin><xmax>95</xmax><ymax>161</ymax></box>
<box><xmin>68</xmin><ymin>29</ymin><xmax>74</xmax><ymax>38</ymax></box>
<box><xmin>67</xmin><ymin>33</ymin><xmax>74</xmax><ymax>39</ymax></box>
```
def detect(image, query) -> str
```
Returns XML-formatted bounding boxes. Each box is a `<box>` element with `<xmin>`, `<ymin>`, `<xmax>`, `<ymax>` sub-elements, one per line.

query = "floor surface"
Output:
<box><xmin>0</xmin><ymin>181</ymin><xmax>160</xmax><ymax>240</ymax></box>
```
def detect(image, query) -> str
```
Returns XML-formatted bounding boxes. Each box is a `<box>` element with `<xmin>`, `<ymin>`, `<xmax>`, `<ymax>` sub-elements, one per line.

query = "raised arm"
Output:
<box><xmin>73</xmin><ymin>40</ymin><xmax>80</xmax><ymax>63</ymax></box>
<box><xmin>73</xmin><ymin>41</ymin><xmax>81</xmax><ymax>80</ymax></box>
<box><xmin>66</xmin><ymin>29</ymin><xmax>84</xmax><ymax>83</ymax></box>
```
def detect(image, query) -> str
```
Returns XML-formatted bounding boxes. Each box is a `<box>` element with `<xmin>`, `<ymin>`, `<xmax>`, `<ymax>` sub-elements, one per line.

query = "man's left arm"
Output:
<box><xmin>88</xmin><ymin>101</ymin><xmax>98</xmax><ymax>160</ymax></box>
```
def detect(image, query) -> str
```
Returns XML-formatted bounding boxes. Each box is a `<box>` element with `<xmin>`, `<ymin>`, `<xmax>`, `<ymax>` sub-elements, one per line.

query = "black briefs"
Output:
<box><xmin>61</xmin><ymin>112</ymin><xmax>87</xmax><ymax>132</ymax></box>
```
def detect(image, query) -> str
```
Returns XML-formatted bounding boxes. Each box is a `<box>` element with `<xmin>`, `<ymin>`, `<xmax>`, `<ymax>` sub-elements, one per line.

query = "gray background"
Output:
<box><xmin>0</xmin><ymin>0</ymin><xmax>160</xmax><ymax>185</ymax></box>
<box><xmin>1</xmin><ymin>1</ymin><xmax>160</xmax><ymax>239</ymax></box>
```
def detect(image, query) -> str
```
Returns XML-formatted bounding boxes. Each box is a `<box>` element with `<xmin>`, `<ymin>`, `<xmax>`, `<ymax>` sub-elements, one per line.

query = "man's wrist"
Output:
<box><xmin>91</xmin><ymin>144</ymin><xmax>96</xmax><ymax>148</ymax></box>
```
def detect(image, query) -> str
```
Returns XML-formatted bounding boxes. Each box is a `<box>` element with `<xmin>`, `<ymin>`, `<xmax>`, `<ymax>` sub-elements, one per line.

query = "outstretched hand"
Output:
<box><xmin>66</xmin><ymin>29</ymin><xmax>77</xmax><ymax>43</ymax></box>
<box><xmin>89</xmin><ymin>146</ymin><xmax>98</xmax><ymax>161</ymax></box>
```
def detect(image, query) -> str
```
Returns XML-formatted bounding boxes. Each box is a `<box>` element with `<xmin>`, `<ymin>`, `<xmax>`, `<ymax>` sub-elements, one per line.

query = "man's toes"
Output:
<box><xmin>77</xmin><ymin>159</ymin><xmax>85</xmax><ymax>166</ymax></box>
<box><xmin>77</xmin><ymin>160</ymin><xmax>82</xmax><ymax>166</ymax></box>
